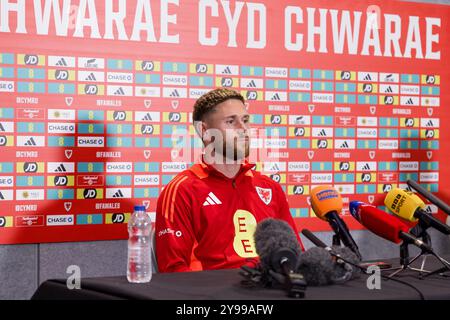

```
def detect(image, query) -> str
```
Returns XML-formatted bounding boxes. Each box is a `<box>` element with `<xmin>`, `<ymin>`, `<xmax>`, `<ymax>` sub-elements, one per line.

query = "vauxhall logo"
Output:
<box><xmin>196</xmin><ymin>64</ymin><xmax>208</xmax><ymax>73</ymax></box>
<box><xmin>55</xmin><ymin>70</ymin><xmax>69</xmax><ymax>80</ymax></box>
<box><xmin>141</xmin><ymin>125</ymin><xmax>154</xmax><ymax>134</ymax></box>
<box><xmin>113</xmin><ymin>111</ymin><xmax>126</xmax><ymax>121</ymax></box>
<box><xmin>141</xmin><ymin>61</ymin><xmax>154</xmax><ymax>71</ymax></box>
<box><xmin>24</xmin><ymin>162</ymin><xmax>38</xmax><ymax>173</ymax></box>
<box><xmin>84</xmin><ymin>85</ymin><xmax>98</xmax><ymax>95</ymax></box>
<box><xmin>54</xmin><ymin>176</ymin><xmax>68</xmax><ymax>186</ymax></box>
<box><xmin>25</xmin><ymin>55</ymin><xmax>39</xmax><ymax>65</ymax></box>
<box><xmin>83</xmin><ymin>189</ymin><xmax>97</xmax><ymax>199</ymax></box>
<box><xmin>221</xmin><ymin>78</ymin><xmax>233</xmax><ymax>87</ymax></box>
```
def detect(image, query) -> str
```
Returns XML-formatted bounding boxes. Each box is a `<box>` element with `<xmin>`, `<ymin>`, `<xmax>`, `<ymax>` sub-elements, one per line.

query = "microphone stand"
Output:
<box><xmin>387</xmin><ymin>224</ymin><xmax>450</xmax><ymax>278</ymax></box>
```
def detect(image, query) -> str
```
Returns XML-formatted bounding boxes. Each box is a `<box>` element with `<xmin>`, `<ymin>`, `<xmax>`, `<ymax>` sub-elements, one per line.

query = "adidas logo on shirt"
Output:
<box><xmin>203</xmin><ymin>192</ymin><xmax>222</xmax><ymax>206</ymax></box>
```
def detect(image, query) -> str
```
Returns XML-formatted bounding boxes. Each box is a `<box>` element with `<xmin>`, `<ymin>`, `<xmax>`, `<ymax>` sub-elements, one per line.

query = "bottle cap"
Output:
<box><xmin>134</xmin><ymin>205</ymin><xmax>146</xmax><ymax>211</ymax></box>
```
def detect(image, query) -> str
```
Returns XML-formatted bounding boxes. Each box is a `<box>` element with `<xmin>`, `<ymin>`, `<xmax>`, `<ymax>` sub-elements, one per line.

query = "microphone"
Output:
<box><xmin>407</xmin><ymin>179</ymin><xmax>450</xmax><ymax>216</ymax></box>
<box><xmin>384</xmin><ymin>188</ymin><xmax>450</xmax><ymax>235</ymax></box>
<box><xmin>310</xmin><ymin>186</ymin><xmax>362</xmax><ymax>260</ymax></box>
<box><xmin>253</xmin><ymin>218</ymin><xmax>306</xmax><ymax>297</ymax></box>
<box><xmin>349</xmin><ymin>201</ymin><xmax>433</xmax><ymax>253</ymax></box>
<box><xmin>299</xmin><ymin>229</ymin><xmax>361</xmax><ymax>285</ymax></box>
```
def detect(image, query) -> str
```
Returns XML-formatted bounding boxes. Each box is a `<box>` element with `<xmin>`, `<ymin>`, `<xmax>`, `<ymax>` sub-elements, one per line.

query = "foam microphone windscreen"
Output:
<box><xmin>310</xmin><ymin>186</ymin><xmax>343</xmax><ymax>221</ymax></box>
<box><xmin>254</xmin><ymin>218</ymin><xmax>302</xmax><ymax>273</ymax></box>
<box><xmin>297</xmin><ymin>246</ymin><xmax>361</xmax><ymax>286</ymax></box>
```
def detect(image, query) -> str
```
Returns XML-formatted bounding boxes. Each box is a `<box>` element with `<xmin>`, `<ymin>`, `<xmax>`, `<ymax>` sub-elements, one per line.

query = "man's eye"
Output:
<box><xmin>226</xmin><ymin>120</ymin><xmax>234</xmax><ymax>124</ymax></box>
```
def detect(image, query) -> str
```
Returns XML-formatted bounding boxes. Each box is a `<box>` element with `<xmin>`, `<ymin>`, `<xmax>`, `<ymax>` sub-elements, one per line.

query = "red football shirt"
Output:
<box><xmin>155</xmin><ymin>160</ymin><xmax>304</xmax><ymax>273</ymax></box>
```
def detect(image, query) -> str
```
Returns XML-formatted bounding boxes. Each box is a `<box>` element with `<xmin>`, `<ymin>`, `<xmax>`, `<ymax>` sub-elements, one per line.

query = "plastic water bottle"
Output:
<box><xmin>127</xmin><ymin>205</ymin><xmax>153</xmax><ymax>283</ymax></box>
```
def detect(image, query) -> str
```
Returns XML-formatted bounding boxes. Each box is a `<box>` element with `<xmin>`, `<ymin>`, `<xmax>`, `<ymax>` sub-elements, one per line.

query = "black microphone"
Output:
<box><xmin>407</xmin><ymin>179</ymin><xmax>450</xmax><ymax>216</ymax></box>
<box><xmin>253</xmin><ymin>218</ymin><xmax>306</xmax><ymax>297</ymax></box>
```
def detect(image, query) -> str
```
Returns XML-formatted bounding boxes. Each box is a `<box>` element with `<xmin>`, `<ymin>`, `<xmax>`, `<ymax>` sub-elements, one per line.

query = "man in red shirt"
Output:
<box><xmin>155</xmin><ymin>88</ymin><xmax>303</xmax><ymax>273</ymax></box>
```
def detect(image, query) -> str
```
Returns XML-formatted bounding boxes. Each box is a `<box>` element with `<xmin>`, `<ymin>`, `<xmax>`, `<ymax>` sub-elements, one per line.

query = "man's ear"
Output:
<box><xmin>194</xmin><ymin>120</ymin><xmax>209</xmax><ymax>142</ymax></box>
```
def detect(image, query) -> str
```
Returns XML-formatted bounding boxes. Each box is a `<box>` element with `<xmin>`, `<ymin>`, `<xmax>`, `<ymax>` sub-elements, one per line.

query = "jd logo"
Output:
<box><xmin>363</xmin><ymin>84</ymin><xmax>373</xmax><ymax>93</ymax></box>
<box><xmin>270</xmin><ymin>174</ymin><xmax>281</xmax><ymax>183</ymax></box>
<box><xmin>169</xmin><ymin>113</ymin><xmax>181</xmax><ymax>122</ymax></box>
<box><xmin>221</xmin><ymin>78</ymin><xmax>233</xmax><ymax>87</ymax></box>
<box><xmin>196</xmin><ymin>64</ymin><xmax>207</xmax><ymax>73</ymax></box>
<box><xmin>246</xmin><ymin>91</ymin><xmax>257</xmax><ymax>100</ymax></box>
<box><xmin>83</xmin><ymin>189</ymin><xmax>97</xmax><ymax>199</ymax></box>
<box><xmin>340</xmin><ymin>71</ymin><xmax>351</xmax><ymax>80</ymax></box>
<box><xmin>112</xmin><ymin>213</ymin><xmax>125</xmax><ymax>224</ymax></box>
<box><xmin>426</xmin><ymin>75</ymin><xmax>435</xmax><ymax>84</ymax></box>
<box><xmin>361</xmin><ymin>173</ymin><xmax>372</xmax><ymax>182</ymax></box>
<box><xmin>294</xmin><ymin>128</ymin><xmax>305</xmax><ymax>136</ymax></box>
<box><xmin>141</xmin><ymin>125</ymin><xmax>154</xmax><ymax>134</ymax></box>
<box><xmin>24</xmin><ymin>162</ymin><xmax>38</xmax><ymax>173</ymax></box>
<box><xmin>54</xmin><ymin>176</ymin><xmax>68</xmax><ymax>186</ymax></box>
<box><xmin>141</xmin><ymin>61</ymin><xmax>154</xmax><ymax>71</ymax></box>
<box><xmin>270</xmin><ymin>115</ymin><xmax>281</xmax><ymax>124</ymax></box>
<box><xmin>317</xmin><ymin>140</ymin><xmax>328</xmax><ymax>149</ymax></box>
<box><xmin>24</xmin><ymin>55</ymin><xmax>38</xmax><ymax>65</ymax></box>
<box><xmin>113</xmin><ymin>111</ymin><xmax>126</xmax><ymax>121</ymax></box>
<box><xmin>55</xmin><ymin>70</ymin><xmax>69</xmax><ymax>80</ymax></box>
<box><xmin>84</xmin><ymin>85</ymin><xmax>98</xmax><ymax>95</ymax></box>
<box><xmin>339</xmin><ymin>162</ymin><xmax>350</xmax><ymax>171</ymax></box>
<box><xmin>405</xmin><ymin>118</ymin><xmax>415</xmax><ymax>127</ymax></box>
<box><xmin>384</xmin><ymin>96</ymin><xmax>394</xmax><ymax>105</ymax></box>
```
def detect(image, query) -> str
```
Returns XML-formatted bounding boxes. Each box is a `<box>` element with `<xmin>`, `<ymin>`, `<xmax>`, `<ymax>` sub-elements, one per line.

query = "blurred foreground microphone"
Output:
<box><xmin>349</xmin><ymin>201</ymin><xmax>433</xmax><ymax>253</ymax></box>
<box><xmin>310</xmin><ymin>186</ymin><xmax>362</xmax><ymax>260</ymax></box>
<box><xmin>253</xmin><ymin>218</ymin><xmax>306</xmax><ymax>298</ymax></box>
<box><xmin>407</xmin><ymin>179</ymin><xmax>450</xmax><ymax>216</ymax></box>
<box><xmin>299</xmin><ymin>229</ymin><xmax>361</xmax><ymax>286</ymax></box>
<box><xmin>384</xmin><ymin>188</ymin><xmax>450</xmax><ymax>235</ymax></box>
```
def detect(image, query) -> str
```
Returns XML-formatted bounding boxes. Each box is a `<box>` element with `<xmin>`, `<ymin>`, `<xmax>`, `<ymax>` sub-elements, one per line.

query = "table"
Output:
<box><xmin>31</xmin><ymin>255</ymin><xmax>450</xmax><ymax>300</ymax></box>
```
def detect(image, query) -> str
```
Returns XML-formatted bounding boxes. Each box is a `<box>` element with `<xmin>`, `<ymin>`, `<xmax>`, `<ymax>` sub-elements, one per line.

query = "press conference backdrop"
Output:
<box><xmin>0</xmin><ymin>0</ymin><xmax>449</xmax><ymax>299</ymax></box>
